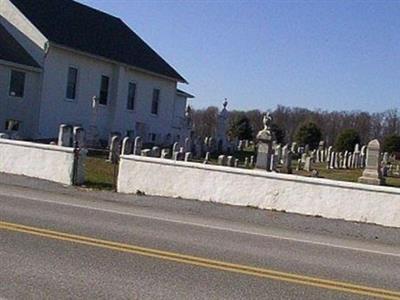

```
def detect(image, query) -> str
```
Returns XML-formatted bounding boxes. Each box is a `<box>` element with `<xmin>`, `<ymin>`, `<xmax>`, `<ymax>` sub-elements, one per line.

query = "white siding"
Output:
<box><xmin>0</xmin><ymin>62</ymin><xmax>41</xmax><ymax>139</ymax></box>
<box><xmin>38</xmin><ymin>46</ymin><xmax>182</xmax><ymax>143</ymax></box>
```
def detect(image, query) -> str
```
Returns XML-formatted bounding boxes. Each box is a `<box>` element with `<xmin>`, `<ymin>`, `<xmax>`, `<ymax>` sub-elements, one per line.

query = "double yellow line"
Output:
<box><xmin>1</xmin><ymin>220</ymin><xmax>399</xmax><ymax>299</ymax></box>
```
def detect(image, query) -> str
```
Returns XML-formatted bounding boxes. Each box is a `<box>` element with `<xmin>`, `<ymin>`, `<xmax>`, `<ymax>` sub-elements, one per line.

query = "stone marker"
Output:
<box><xmin>121</xmin><ymin>137</ymin><xmax>133</xmax><ymax>155</ymax></box>
<box><xmin>184</xmin><ymin>152</ymin><xmax>192</xmax><ymax>162</ymax></box>
<box><xmin>73</xmin><ymin>126</ymin><xmax>86</xmax><ymax>148</ymax></box>
<box><xmin>227</xmin><ymin>156</ymin><xmax>234</xmax><ymax>167</ymax></box>
<box><xmin>218</xmin><ymin>155</ymin><xmax>227</xmax><ymax>166</ymax></box>
<box><xmin>304</xmin><ymin>157</ymin><xmax>312</xmax><ymax>172</ymax></box>
<box><xmin>358</xmin><ymin>139</ymin><xmax>384</xmax><ymax>185</ymax></box>
<box><xmin>133</xmin><ymin>137</ymin><xmax>142</xmax><ymax>155</ymax></box>
<box><xmin>281</xmin><ymin>150</ymin><xmax>292</xmax><ymax>174</ymax></box>
<box><xmin>141</xmin><ymin>149</ymin><xmax>151</xmax><ymax>157</ymax></box>
<box><xmin>255</xmin><ymin>113</ymin><xmax>273</xmax><ymax>171</ymax></box>
<box><xmin>244</xmin><ymin>157</ymin><xmax>249</xmax><ymax>168</ymax></box>
<box><xmin>109</xmin><ymin>135</ymin><xmax>121</xmax><ymax>163</ymax></box>
<box><xmin>203</xmin><ymin>152</ymin><xmax>210</xmax><ymax>164</ymax></box>
<box><xmin>58</xmin><ymin>124</ymin><xmax>72</xmax><ymax>147</ymax></box>
<box><xmin>161</xmin><ymin>148</ymin><xmax>170</xmax><ymax>159</ymax></box>
<box><xmin>152</xmin><ymin>146</ymin><xmax>161</xmax><ymax>157</ymax></box>
<box><xmin>234</xmin><ymin>158</ymin><xmax>239</xmax><ymax>168</ymax></box>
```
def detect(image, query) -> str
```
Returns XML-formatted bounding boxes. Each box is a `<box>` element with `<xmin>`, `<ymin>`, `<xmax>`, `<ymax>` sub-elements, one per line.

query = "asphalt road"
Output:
<box><xmin>0</xmin><ymin>175</ymin><xmax>399</xmax><ymax>299</ymax></box>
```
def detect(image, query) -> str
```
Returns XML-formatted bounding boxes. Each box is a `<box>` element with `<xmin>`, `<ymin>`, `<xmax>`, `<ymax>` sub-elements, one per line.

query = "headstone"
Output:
<box><xmin>291</xmin><ymin>142</ymin><xmax>298</xmax><ymax>153</ymax></box>
<box><xmin>244</xmin><ymin>157</ymin><xmax>249</xmax><ymax>168</ymax></box>
<box><xmin>203</xmin><ymin>152</ymin><xmax>210</xmax><ymax>164</ymax></box>
<box><xmin>329</xmin><ymin>152</ymin><xmax>335</xmax><ymax>169</ymax></box>
<box><xmin>301</xmin><ymin>153</ymin><xmax>307</xmax><ymax>163</ymax></box>
<box><xmin>275</xmin><ymin>144</ymin><xmax>282</xmax><ymax>162</ymax></box>
<box><xmin>109</xmin><ymin>135</ymin><xmax>120</xmax><ymax>163</ymax></box>
<box><xmin>281</xmin><ymin>150</ymin><xmax>292</xmax><ymax>174</ymax></box>
<box><xmin>58</xmin><ymin>124</ymin><xmax>72</xmax><ymax>147</ymax></box>
<box><xmin>296</xmin><ymin>159</ymin><xmax>302</xmax><ymax>171</ymax></box>
<box><xmin>250</xmin><ymin>155</ymin><xmax>254</xmax><ymax>167</ymax></box>
<box><xmin>218</xmin><ymin>155</ymin><xmax>227</xmax><ymax>166</ymax></box>
<box><xmin>172</xmin><ymin>151</ymin><xmax>184</xmax><ymax>161</ymax></box>
<box><xmin>227</xmin><ymin>156</ymin><xmax>234</xmax><ymax>167</ymax></box>
<box><xmin>172</xmin><ymin>142</ymin><xmax>180</xmax><ymax>153</ymax></box>
<box><xmin>270</xmin><ymin>154</ymin><xmax>277</xmax><ymax>171</ymax></box>
<box><xmin>133</xmin><ymin>137</ymin><xmax>143</xmax><ymax>155</ymax></box>
<box><xmin>234</xmin><ymin>159</ymin><xmax>239</xmax><ymax>168</ymax></box>
<box><xmin>358</xmin><ymin>139</ymin><xmax>384</xmax><ymax>185</ymax></box>
<box><xmin>184</xmin><ymin>152</ymin><xmax>192</xmax><ymax>162</ymax></box>
<box><xmin>281</xmin><ymin>145</ymin><xmax>288</xmax><ymax>164</ymax></box>
<box><xmin>161</xmin><ymin>148</ymin><xmax>170</xmax><ymax>159</ymax></box>
<box><xmin>304</xmin><ymin>157</ymin><xmax>312</xmax><ymax>172</ymax></box>
<box><xmin>383</xmin><ymin>152</ymin><xmax>389</xmax><ymax>164</ymax></box>
<box><xmin>73</xmin><ymin>126</ymin><xmax>86</xmax><ymax>148</ymax></box>
<box><xmin>141</xmin><ymin>149</ymin><xmax>152</xmax><ymax>157</ymax></box>
<box><xmin>255</xmin><ymin>113</ymin><xmax>273</xmax><ymax>171</ymax></box>
<box><xmin>184</xmin><ymin>137</ymin><xmax>192</xmax><ymax>153</ymax></box>
<box><xmin>121</xmin><ymin>137</ymin><xmax>133</xmax><ymax>155</ymax></box>
<box><xmin>152</xmin><ymin>146</ymin><xmax>161</xmax><ymax>157</ymax></box>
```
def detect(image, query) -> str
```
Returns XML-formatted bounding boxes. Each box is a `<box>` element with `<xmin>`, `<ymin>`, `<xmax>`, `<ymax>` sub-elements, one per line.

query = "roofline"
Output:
<box><xmin>0</xmin><ymin>58</ymin><xmax>42</xmax><ymax>72</ymax></box>
<box><xmin>176</xmin><ymin>89</ymin><xmax>195</xmax><ymax>99</ymax></box>
<box><xmin>49</xmin><ymin>42</ymin><xmax>188</xmax><ymax>84</ymax></box>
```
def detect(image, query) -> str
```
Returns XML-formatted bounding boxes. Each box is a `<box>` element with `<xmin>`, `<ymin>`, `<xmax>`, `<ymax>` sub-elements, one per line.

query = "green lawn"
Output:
<box><xmin>84</xmin><ymin>156</ymin><xmax>400</xmax><ymax>190</ymax></box>
<box><xmin>84</xmin><ymin>157</ymin><xmax>116</xmax><ymax>190</ymax></box>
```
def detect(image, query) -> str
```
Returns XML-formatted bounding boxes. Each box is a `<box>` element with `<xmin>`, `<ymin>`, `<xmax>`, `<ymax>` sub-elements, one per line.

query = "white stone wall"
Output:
<box><xmin>0</xmin><ymin>62</ymin><xmax>41</xmax><ymax>139</ymax></box>
<box><xmin>118</xmin><ymin>156</ymin><xmax>400</xmax><ymax>228</ymax></box>
<box><xmin>0</xmin><ymin>138</ymin><xmax>81</xmax><ymax>185</ymax></box>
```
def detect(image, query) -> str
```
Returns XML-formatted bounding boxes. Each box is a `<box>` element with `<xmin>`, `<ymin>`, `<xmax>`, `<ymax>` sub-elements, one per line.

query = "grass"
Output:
<box><xmin>84</xmin><ymin>157</ymin><xmax>115</xmax><ymax>190</ymax></box>
<box><xmin>83</xmin><ymin>155</ymin><xmax>400</xmax><ymax>190</ymax></box>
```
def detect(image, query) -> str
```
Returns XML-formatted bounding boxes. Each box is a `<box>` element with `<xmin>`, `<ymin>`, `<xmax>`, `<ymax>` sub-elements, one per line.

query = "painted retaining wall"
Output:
<box><xmin>118</xmin><ymin>155</ymin><xmax>400</xmax><ymax>228</ymax></box>
<box><xmin>0</xmin><ymin>138</ymin><xmax>85</xmax><ymax>185</ymax></box>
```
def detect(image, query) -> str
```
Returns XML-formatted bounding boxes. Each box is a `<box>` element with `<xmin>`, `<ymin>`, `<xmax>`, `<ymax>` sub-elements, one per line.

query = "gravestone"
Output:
<box><xmin>73</xmin><ymin>126</ymin><xmax>86</xmax><ymax>148</ymax></box>
<box><xmin>218</xmin><ymin>155</ymin><xmax>227</xmax><ymax>166</ymax></box>
<box><xmin>152</xmin><ymin>146</ymin><xmax>161</xmax><ymax>157</ymax></box>
<box><xmin>133</xmin><ymin>137</ymin><xmax>143</xmax><ymax>155</ymax></box>
<box><xmin>203</xmin><ymin>152</ymin><xmax>210</xmax><ymax>164</ymax></box>
<box><xmin>227</xmin><ymin>156</ymin><xmax>234</xmax><ymax>167</ymax></box>
<box><xmin>244</xmin><ymin>157</ymin><xmax>249</xmax><ymax>168</ymax></box>
<box><xmin>141</xmin><ymin>149</ymin><xmax>151</xmax><ymax>157</ymax></box>
<box><xmin>255</xmin><ymin>113</ymin><xmax>273</xmax><ymax>171</ymax></box>
<box><xmin>161</xmin><ymin>148</ymin><xmax>170</xmax><ymax>159</ymax></box>
<box><xmin>121</xmin><ymin>137</ymin><xmax>133</xmax><ymax>155</ymax></box>
<box><xmin>109</xmin><ymin>136</ymin><xmax>121</xmax><ymax>163</ymax></box>
<box><xmin>58</xmin><ymin>124</ymin><xmax>72</xmax><ymax>147</ymax></box>
<box><xmin>281</xmin><ymin>150</ymin><xmax>292</xmax><ymax>174</ymax></box>
<box><xmin>234</xmin><ymin>159</ymin><xmax>239</xmax><ymax>168</ymax></box>
<box><xmin>358</xmin><ymin>139</ymin><xmax>384</xmax><ymax>185</ymax></box>
<box><xmin>304</xmin><ymin>157</ymin><xmax>312</xmax><ymax>172</ymax></box>
<box><xmin>184</xmin><ymin>152</ymin><xmax>192</xmax><ymax>162</ymax></box>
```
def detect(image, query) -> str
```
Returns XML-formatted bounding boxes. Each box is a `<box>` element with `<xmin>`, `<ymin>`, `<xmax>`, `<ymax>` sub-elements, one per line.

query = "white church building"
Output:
<box><xmin>0</xmin><ymin>0</ymin><xmax>194</xmax><ymax>145</ymax></box>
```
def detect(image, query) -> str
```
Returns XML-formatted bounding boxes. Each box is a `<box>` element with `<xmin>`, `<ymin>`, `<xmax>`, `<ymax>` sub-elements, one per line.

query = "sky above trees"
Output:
<box><xmin>77</xmin><ymin>0</ymin><xmax>400</xmax><ymax>113</ymax></box>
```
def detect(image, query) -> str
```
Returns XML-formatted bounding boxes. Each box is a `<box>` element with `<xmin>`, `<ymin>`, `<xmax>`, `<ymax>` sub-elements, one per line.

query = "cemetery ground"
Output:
<box><xmin>83</xmin><ymin>150</ymin><xmax>400</xmax><ymax>190</ymax></box>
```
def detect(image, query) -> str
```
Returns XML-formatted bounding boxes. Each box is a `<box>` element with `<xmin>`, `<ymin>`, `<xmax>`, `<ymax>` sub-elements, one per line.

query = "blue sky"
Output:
<box><xmin>77</xmin><ymin>0</ymin><xmax>400</xmax><ymax>112</ymax></box>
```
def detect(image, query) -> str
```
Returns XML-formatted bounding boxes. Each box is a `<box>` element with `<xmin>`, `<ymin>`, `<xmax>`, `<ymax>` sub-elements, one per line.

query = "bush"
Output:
<box><xmin>229</xmin><ymin>114</ymin><xmax>253</xmax><ymax>140</ymax></box>
<box><xmin>335</xmin><ymin>129</ymin><xmax>361</xmax><ymax>152</ymax></box>
<box><xmin>271</xmin><ymin>123</ymin><xmax>285</xmax><ymax>144</ymax></box>
<box><xmin>294</xmin><ymin>122</ymin><xmax>322</xmax><ymax>149</ymax></box>
<box><xmin>383</xmin><ymin>134</ymin><xmax>400</xmax><ymax>154</ymax></box>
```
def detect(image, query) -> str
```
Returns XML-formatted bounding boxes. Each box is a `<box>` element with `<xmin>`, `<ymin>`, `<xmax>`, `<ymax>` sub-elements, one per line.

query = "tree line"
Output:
<box><xmin>192</xmin><ymin>105</ymin><xmax>400</xmax><ymax>153</ymax></box>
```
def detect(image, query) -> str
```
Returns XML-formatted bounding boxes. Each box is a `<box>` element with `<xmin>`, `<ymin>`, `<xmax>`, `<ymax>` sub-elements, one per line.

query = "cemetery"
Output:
<box><xmin>0</xmin><ymin>100</ymin><xmax>400</xmax><ymax>227</ymax></box>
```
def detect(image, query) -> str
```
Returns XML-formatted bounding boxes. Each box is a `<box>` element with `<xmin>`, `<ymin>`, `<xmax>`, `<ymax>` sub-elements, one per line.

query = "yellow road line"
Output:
<box><xmin>1</xmin><ymin>221</ymin><xmax>399</xmax><ymax>299</ymax></box>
